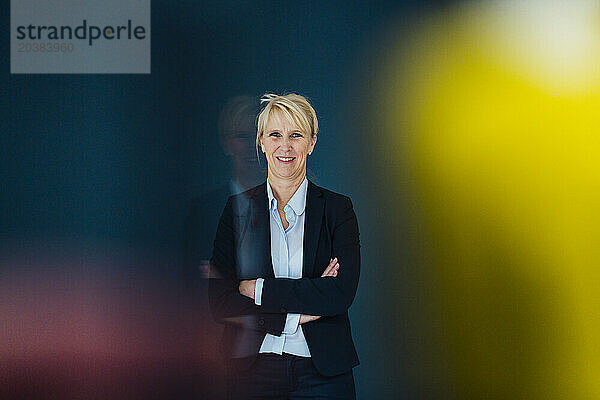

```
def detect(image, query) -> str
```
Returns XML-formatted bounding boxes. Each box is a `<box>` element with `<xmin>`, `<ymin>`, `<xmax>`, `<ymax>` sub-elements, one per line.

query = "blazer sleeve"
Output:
<box><xmin>208</xmin><ymin>196</ymin><xmax>287</xmax><ymax>336</ymax></box>
<box><xmin>260</xmin><ymin>196</ymin><xmax>360</xmax><ymax>316</ymax></box>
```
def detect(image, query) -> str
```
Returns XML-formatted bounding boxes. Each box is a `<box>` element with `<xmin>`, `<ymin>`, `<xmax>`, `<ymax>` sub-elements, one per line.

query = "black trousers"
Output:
<box><xmin>226</xmin><ymin>353</ymin><xmax>356</xmax><ymax>400</ymax></box>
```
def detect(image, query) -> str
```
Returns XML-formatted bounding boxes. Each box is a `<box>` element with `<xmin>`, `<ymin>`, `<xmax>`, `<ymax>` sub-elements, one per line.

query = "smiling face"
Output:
<box><xmin>260</xmin><ymin>110</ymin><xmax>317</xmax><ymax>183</ymax></box>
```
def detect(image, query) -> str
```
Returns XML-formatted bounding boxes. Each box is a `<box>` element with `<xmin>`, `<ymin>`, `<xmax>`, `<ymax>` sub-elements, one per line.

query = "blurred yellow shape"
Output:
<box><xmin>378</xmin><ymin>0</ymin><xmax>600</xmax><ymax>398</ymax></box>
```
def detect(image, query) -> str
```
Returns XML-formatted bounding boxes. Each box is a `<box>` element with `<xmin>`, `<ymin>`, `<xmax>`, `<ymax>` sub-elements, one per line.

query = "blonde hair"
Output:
<box><xmin>256</xmin><ymin>93</ymin><xmax>318</xmax><ymax>150</ymax></box>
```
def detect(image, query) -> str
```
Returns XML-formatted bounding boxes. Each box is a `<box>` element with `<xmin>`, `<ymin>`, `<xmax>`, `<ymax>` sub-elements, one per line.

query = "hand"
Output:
<box><xmin>299</xmin><ymin>257</ymin><xmax>340</xmax><ymax>324</ymax></box>
<box><xmin>321</xmin><ymin>257</ymin><xmax>340</xmax><ymax>277</ymax></box>
<box><xmin>238</xmin><ymin>279</ymin><xmax>256</xmax><ymax>300</ymax></box>
<box><xmin>299</xmin><ymin>314</ymin><xmax>321</xmax><ymax>324</ymax></box>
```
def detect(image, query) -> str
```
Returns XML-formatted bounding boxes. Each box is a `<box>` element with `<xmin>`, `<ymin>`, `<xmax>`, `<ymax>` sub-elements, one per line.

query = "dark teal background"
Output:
<box><xmin>1</xmin><ymin>1</ymin><xmax>453</xmax><ymax>398</ymax></box>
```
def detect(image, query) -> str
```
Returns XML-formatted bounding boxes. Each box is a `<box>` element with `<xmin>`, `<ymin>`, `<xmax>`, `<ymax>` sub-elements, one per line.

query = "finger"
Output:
<box><xmin>326</xmin><ymin>258</ymin><xmax>335</xmax><ymax>270</ymax></box>
<box><xmin>330</xmin><ymin>263</ymin><xmax>340</xmax><ymax>277</ymax></box>
<box><xmin>328</xmin><ymin>258</ymin><xmax>338</xmax><ymax>271</ymax></box>
<box><xmin>323</xmin><ymin>263</ymin><xmax>337</xmax><ymax>277</ymax></box>
<box><xmin>321</xmin><ymin>258</ymin><xmax>337</xmax><ymax>277</ymax></box>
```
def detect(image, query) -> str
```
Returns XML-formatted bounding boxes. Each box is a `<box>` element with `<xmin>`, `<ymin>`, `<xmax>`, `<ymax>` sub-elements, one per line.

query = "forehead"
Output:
<box><xmin>264</xmin><ymin>109</ymin><xmax>304</xmax><ymax>132</ymax></box>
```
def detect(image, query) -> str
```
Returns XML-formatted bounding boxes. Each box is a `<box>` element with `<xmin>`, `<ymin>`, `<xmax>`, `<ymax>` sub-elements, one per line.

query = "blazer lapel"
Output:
<box><xmin>249</xmin><ymin>183</ymin><xmax>275</xmax><ymax>279</ymax></box>
<box><xmin>303</xmin><ymin>180</ymin><xmax>324</xmax><ymax>278</ymax></box>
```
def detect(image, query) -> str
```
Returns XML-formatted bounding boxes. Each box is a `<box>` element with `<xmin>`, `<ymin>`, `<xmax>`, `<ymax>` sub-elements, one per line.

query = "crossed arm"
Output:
<box><xmin>238</xmin><ymin>257</ymin><xmax>341</xmax><ymax>324</ymax></box>
<box><xmin>209</xmin><ymin>195</ymin><xmax>360</xmax><ymax>333</ymax></box>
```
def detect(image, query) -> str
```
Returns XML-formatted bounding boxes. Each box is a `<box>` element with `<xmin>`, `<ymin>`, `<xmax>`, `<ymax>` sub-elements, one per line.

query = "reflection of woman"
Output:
<box><xmin>209</xmin><ymin>93</ymin><xmax>360</xmax><ymax>399</ymax></box>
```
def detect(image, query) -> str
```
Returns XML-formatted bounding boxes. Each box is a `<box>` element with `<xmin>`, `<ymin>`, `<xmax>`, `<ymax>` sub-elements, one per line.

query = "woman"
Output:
<box><xmin>209</xmin><ymin>93</ymin><xmax>360</xmax><ymax>399</ymax></box>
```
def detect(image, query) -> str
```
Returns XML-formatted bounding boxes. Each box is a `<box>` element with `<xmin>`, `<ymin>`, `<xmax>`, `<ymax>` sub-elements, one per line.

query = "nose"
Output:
<box><xmin>281</xmin><ymin>136</ymin><xmax>292</xmax><ymax>150</ymax></box>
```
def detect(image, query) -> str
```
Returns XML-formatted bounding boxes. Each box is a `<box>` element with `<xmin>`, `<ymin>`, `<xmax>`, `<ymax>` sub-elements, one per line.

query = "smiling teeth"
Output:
<box><xmin>278</xmin><ymin>157</ymin><xmax>294</xmax><ymax>161</ymax></box>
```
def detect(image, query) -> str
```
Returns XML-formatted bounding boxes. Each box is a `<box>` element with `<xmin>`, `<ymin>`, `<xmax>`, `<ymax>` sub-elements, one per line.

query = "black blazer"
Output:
<box><xmin>209</xmin><ymin>179</ymin><xmax>360</xmax><ymax>376</ymax></box>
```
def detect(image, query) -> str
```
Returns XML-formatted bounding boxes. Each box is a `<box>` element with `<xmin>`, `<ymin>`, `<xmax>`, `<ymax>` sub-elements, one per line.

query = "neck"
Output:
<box><xmin>268</xmin><ymin>172</ymin><xmax>306</xmax><ymax>207</ymax></box>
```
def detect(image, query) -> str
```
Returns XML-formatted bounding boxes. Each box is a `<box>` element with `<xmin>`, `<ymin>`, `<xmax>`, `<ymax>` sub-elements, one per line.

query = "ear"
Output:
<box><xmin>309</xmin><ymin>134</ymin><xmax>317</xmax><ymax>154</ymax></box>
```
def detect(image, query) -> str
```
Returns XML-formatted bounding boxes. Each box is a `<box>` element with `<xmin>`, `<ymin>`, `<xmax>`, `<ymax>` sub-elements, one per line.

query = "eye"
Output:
<box><xmin>291</xmin><ymin>132</ymin><xmax>303</xmax><ymax>138</ymax></box>
<box><xmin>268</xmin><ymin>132</ymin><xmax>282</xmax><ymax>137</ymax></box>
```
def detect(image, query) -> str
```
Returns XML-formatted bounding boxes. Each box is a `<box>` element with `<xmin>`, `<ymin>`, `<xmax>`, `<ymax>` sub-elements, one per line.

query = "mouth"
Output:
<box><xmin>276</xmin><ymin>156</ymin><xmax>296</xmax><ymax>163</ymax></box>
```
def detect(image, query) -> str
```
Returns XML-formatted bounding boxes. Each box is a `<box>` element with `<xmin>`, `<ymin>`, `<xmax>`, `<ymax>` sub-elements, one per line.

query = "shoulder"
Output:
<box><xmin>310</xmin><ymin>180</ymin><xmax>351</xmax><ymax>200</ymax></box>
<box><xmin>309</xmin><ymin>180</ymin><xmax>354</xmax><ymax>211</ymax></box>
<box><xmin>221</xmin><ymin>182</ymin><xmax>267</xmax><ymax>216</ymax></box>
<box><xmin>231</xmin><ymin>181</ymin><xmax>266</xmax><ymax>201</ymax></box>
<box><xmin>310</xmin><ymin>182</ymin><xmax>359</xmax><ymax>237</ymax></box>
